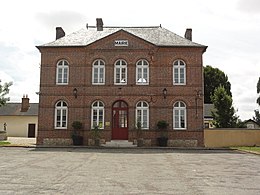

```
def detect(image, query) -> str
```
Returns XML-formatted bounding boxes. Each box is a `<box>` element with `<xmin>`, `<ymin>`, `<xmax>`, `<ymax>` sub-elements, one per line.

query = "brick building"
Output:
<box><xmin>36</xmin><ymin>18</ymin><xmax>207</xmax><ymax>147</ymax></box>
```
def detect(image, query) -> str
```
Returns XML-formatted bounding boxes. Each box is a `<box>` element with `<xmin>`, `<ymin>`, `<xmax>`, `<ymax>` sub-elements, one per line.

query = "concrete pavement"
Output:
<box><xmin>0</xmin><ymin>147</ymin><xmax>259</xmax><ymax>195</ymax></box>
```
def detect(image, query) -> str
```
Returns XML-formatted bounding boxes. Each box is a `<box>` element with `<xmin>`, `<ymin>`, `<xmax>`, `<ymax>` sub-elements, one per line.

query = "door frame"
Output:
<box><xmin>28</xmin><ymin>123</ymin><xmax>36</xmax><ymax>138</ymax></box>
<box><xmin>112</xmin><ymin>100</ymin><xmax>129</xmax><ymax>140</ymax></box>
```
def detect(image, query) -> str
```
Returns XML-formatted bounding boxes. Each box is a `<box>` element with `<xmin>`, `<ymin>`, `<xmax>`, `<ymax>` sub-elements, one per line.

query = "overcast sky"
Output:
<box><xmin>0</xmin><ymin>0</ymin><xmax>259</xmax><ymax>120</ymax></box>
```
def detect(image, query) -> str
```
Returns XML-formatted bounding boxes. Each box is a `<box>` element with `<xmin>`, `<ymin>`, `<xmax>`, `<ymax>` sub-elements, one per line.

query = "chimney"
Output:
<box><xmin>56</xmin><ymin>27</ymin><xmax>65</xmax><ymax>40</ymax></box>
<box><xmin>21</xmin><ymin>95</ymin><xmax>30</xmax><ymax>112</ymax></box>
<box><xmin>96</xmin><ymin>18</ymin><xmax>103</xmax><ymax>31</ymax></box>
<box><xmin>185</xmin><ymin>28</ymin><xmax>192</xmax><ymax>41</ymax></box>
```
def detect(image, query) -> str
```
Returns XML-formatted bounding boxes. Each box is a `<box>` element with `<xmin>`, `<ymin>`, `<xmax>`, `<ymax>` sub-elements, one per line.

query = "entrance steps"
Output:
<box><xmin>102</xmin><ymin>140</ymin><xmax>137</xmax><ymax>148</ymax></box>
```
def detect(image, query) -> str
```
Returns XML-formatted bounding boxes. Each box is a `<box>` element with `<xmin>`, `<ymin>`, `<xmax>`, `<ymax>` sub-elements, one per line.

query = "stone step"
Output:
<box><xmin>102</xmin><ymin>140</ymin><xmax>137</xmax><ymax>148</ymax></box>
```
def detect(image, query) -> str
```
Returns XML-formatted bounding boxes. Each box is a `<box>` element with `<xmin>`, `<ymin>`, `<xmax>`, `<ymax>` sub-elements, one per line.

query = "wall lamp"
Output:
<box><xmin>163</xmin><ymin>88</ymin><xmax>167</xmax><ymax>99</ymax></box>
<box><xmin>73</xmin><ymin>88</ymin><xmax>78</xmax><ymax>98</ymax></box>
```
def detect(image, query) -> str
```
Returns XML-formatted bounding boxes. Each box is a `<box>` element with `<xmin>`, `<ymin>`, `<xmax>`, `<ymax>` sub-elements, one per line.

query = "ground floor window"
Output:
<box><xmin>173</xmin><ymin>101</ymin><xmax>186</xmax><ymax>129</ymax></box>
<box><xmin>136</xmin><ymin>101</ymin><xmax>149</xmax><ymax>129</ymax></box>
<box><xmin>91</xmin><ymin>101</ymin><xmax>104</xmax><ymax>129</ymax></box>
<box><xmin>55</xmin><ymin>100</ymin><xmax>68</xmax><ymax>129</ymax></box>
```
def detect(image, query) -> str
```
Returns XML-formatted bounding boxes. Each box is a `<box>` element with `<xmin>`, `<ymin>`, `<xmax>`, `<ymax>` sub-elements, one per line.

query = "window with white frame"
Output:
<box><xmin>136</xmin><ymin>59</ymin><xmax>149</xmax><ymax>85</ymax></box>
<box><xmin>56</xmin><ymin>60</ymin><xmax>69</xmax><ymax>84</ymax></box>
<box><xmin>173</xmin><ymin>60</ymin><xmax>186</xmax><ymax>85</ymax></box>
<box><xmin>173</xmin><ymin>101</ymin><xmax>186</xmax><ymax>129</ymax></box>
<box><xmin>55</xmin><ymin>100</ymin><xmax>68</xmax><ymax>129</ymax></box>
<box><xmin>91</xmin><ymin>101</ymin><xmax>104</xmax><ymax>129</ymax></box>
<box><xmin>136</xmin><ymin>101</ymin><xmax>149</xmax><ymax>129</ymax></box>
<box><xmin>92</xmin><ymin>59</ymin><xmax>105</xmax><ymax>84</ymax></box>
<box><xmin>114</xmin><ymin>59</ymin><xmax>127</xmax><ymax>85</ymax></box>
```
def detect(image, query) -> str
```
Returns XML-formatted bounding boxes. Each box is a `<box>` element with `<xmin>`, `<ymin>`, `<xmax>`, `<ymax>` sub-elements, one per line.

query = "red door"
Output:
<box><xmin>112</xmin><ymin>101</ymin><xmax>128</xmax><ymax>140</ymax></box>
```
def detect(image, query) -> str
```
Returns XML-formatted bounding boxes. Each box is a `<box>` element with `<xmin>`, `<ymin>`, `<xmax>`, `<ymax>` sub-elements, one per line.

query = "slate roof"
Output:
<box><xmin>0</xmin><ymin>103</ymin><xmax>38</xmax><ymax>116</ymax></box>
<box><xmin>38</xmin><ymin>27</ymin><xmax>206</xmax><ymax>48</ymax></box>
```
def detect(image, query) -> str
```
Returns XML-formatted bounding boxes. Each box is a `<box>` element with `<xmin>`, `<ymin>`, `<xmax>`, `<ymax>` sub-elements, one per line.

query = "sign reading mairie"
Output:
<box><xmin>114</xmin><ymin>40</ymin><xmax>128</xmax><ymax>46</ymax></box>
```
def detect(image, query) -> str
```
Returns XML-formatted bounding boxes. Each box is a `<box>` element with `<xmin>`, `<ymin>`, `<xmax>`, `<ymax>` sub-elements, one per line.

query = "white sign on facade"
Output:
<box><xmin>114</xmin><ymin>40</ymin><xmax>128</xmax><ymax>46</ymax></box>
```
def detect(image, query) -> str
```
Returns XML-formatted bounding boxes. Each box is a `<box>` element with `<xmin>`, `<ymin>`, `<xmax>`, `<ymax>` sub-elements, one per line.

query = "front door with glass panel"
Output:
<box><xmin>112</xmin><ymin>101</ymin><xmax>128</xmax><ymax>140</ymax></box>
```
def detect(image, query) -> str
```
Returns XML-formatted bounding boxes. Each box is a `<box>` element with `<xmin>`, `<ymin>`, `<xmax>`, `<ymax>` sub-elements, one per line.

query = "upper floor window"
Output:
<box><xmin>92</xmin><ymin>59</ymin><xmax>105</xmax><ymax>85</ymax></box>
<box><xmin>55</xmin><ymin>100</ymin><xmax>68</xmax><ymax>129</ymax></box>
<box><xmin>173</xmin><ymin>60</ymin><xmax>186</xmax><ymax>85</ymax></box>
<box><xmin>136</xmin><ymin>60</ymin><xmax>149</xmax><ymax>85</ymax></box>
<box><xmin>114</xmin><ymin>59</ymin><xmax>127</xmax><ymax>85</ymax></box>
<box><xmin>56</xmin><ymin>60</ymin><xmax>69</xmax><ymax>85</ymax></box>
<box><xmin>136</xmin><ymin>101</ymin><xmax>149</xmax><ymax>129</ymax></box>
<box><xmin>173</xmin><ymin>101</ymin><xmax>186</xmax><ymax>130</ymax></box>
<box><xmin>91</xmin><ymin>101</ymin><xmax>105</xmax><ymax>129</ymax></box>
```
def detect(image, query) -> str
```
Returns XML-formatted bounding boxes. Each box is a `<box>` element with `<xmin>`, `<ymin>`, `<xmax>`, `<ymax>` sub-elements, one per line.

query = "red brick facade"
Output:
<box><xmin>37</xmin><ymin>24</ymin><xmax>206</xmax><ymax>147</ymax></box>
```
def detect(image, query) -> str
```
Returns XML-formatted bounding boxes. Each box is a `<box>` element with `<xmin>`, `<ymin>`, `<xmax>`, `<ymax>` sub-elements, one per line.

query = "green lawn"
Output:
<box><xmin>0</xmin><ymin>141</ymin><xmax>11</xmax><ymax>146</ymax></box>
<box><xmin>232</xmin><ymin>146</ymin><xmax>260</xmax><ymax>153</ymax></box>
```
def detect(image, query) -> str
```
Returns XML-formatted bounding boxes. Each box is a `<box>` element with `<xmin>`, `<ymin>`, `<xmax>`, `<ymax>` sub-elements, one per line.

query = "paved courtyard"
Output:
<box><xmin>0</xmin><ymin>147</ymin><xmax>259</xmax><ymax>195</ymax></box>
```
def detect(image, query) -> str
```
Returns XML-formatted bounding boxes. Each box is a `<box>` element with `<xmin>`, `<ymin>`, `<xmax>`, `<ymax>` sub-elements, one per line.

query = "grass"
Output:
<box><xmin>232</xmin><ymin>146</ymin><xmax>260</xmax><ymax>153</ymax></box>
<box><xmin>0</xmin><ymin>141</ymin><xmax>11</xmax><ymax>146</ymax></box>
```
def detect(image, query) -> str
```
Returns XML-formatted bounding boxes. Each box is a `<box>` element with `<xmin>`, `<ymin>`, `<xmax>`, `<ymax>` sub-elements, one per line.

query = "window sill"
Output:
<box><xmin>173</xmin><ymin>83</ymin><xmax>186</xmax><ymax>86</ymax></box>
<box><xmin>114</xmin><ymin>83</ymin><xmax>127</xmax><ymax>85</ymax></box>
<box><xmin>56</xmin><ymin>83</ymin><xmax>69</xmax><ymax>86</ymax></box>
<box><xmin>54</xmin><ymin>127</ymin><xmax>67</xmax><ymax>130</ymax></box>
<box><xmin>173</xmin><ymin>128</ymin><xmax>186</xmax><ymax>130</ymax></box>
<box><xmin>92</xmin><ymin>83</ymin><xmax>105</xmax><ymax>85</ymax></box>
<box><xmin>136</xmin><ymin>83</ymin><xmax>149</xmax><ymax>85</ymax></box>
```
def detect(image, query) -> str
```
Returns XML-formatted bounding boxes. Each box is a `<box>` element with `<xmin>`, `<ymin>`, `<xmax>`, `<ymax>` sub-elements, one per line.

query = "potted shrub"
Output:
<box><xmin>91</xmin><ymin>125</ymin><xmax>103</xmax><ymax>146</ymax></box>
<box><xmin>157</xmin><ymin>120</ymin><xmax>168</xmax><ymax>147</ymax></box>
<box><xmin>71</xmin><ymin>121</ymin><xmax>83</xmax><ymax>146</ymax></box>
<box><xmin>136</xmin><ymin>121</ymin><xmax>144</xmax><ymax>147</ymax></box>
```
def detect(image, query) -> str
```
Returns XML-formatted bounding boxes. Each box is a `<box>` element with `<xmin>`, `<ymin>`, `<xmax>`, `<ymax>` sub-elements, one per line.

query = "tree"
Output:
<box><xmin>253</xmin><ymin>110</ymin><xmax>260</xmax><ymax>124</ymax></box>
<box><xmin>257</xmin><ymin>77</ymin><xmax>260</xmax><ymax>106</ymax></box>
<box><xmin>204</xmin><ymin>65</ymin><xmax>232</xmax><ymax>103</ymax></box>
<box><xmin>254</xmin><ymin>78</ymin><xmax>260</xmax><ymax>124</ymax></box>
<box><xmin>0</xmin><ymin>80</ymin><xmax>13</xmax><ymax>107</ymax></box>
<box><xmin>211</xmin><ymin>85</ymin><xmax>238</xmax><ymax>128</ymax></box>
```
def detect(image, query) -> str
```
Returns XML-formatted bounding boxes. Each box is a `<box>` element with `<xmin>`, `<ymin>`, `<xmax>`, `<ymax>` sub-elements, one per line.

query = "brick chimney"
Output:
<box><xmin>96</xmin><ymin>18</ymin><xmax>103</xmax><ymax>31</ymax></box>
<box><xmin>56</xmin><ymin>27</ymin><xmax>65</xmax><ymax>40</ymax></box>
<box><xmin>21</xmin><ymin>95</ymin><xmax>30</xmax><ymax>112</ymax></box>
<box><xmin>185</xmin><ymin>28</ymin><xmax>192</xmax><ymax>41</ymax></box>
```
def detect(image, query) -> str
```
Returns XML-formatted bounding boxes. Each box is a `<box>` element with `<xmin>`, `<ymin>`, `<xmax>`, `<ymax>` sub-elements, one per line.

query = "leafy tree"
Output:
<box><xmin>253</xmin><ymin>110</ymin><xmax>260</xmax><ymax>124</ymax></box>
<box><xmin>257</xmin><ymin>77</ymin><xmax>260</xmax><ymax>106</ymax></box>
<box><xmin>0</xmin><ymin>80</ymin><xmax>13</xmax><ymax>107</ymax></box>
<box><xmin>204</xmin><ymin>65</ymin><xmax>232</xmax><ymax>103</ymax></box>
<box><xmin>211</xmin><ymin>85</ymin><xmax>238</xmax><ymax>128</ymax></box>
<box><xmin>254</xmin><ymin>78</ymin><xmax>260</xmax><ymax>124</ymax></box>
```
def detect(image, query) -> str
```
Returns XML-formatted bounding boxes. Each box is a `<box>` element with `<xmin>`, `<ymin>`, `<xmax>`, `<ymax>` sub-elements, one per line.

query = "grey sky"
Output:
<box><xmin>0</xmin><ymin>0</ymin><xmax>259</xmax><ymax>120</ymax></box>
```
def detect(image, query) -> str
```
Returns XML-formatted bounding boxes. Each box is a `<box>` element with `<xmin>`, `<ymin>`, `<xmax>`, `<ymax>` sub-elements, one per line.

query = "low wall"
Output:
<box><xmin>0</xmin><ymin>131</ymin><xmax>7</xmax><ymax>141</ymax></box>
<box><xmin>204</xmin><ymin>129</ymin><xmax>260</xmax><ymax>147</ymax></box>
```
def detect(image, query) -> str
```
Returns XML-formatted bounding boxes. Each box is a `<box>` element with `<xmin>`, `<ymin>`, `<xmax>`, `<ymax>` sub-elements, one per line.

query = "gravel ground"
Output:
<box><xmin>0</xmin><ymin>147</ymin><xmax>260</xmax><ymax>195</ymax></box>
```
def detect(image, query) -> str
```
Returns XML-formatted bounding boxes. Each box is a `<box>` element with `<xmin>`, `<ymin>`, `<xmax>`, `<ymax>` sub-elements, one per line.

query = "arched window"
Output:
<box><xmin>136</xmin><ymin>101</ymin><xmax>149</xmax><ymax>129</ymax></box>
<box><xmin>173</xmin><ymin>101</ymin><xmax>186</xmax><ymax>129</ymax></box>
<box><xmin>56</xmin><ymin>60</ymin><xmax>69</xmax><ymax>84</ymax></box>
<box><xmin>136</xmin><ymin>59</ymin><xmax>149</xmax><ymax>85</ymax></box>
<box><xmin>91</xmin><ymin>101</ymin><xmax>105</xmax><ymax>129</ymax></box>
<box><xmin>92</xmin><ymin>59</ymin><xmax>105</xmax><ymax>84</ymax></box>
<box><xmin>173</xmin><ymin>60</ymin><xmax>186</xmax><ymax>85</ymax></box>
<box><xmin>114</xmin><ymin>59</ymin><xmax>127</xmax><ymax>85</ymax></box>
<box><xmin>55</xmin><ymin>100</ymin><xmax>68</xmax><ymax>129</ymax></box>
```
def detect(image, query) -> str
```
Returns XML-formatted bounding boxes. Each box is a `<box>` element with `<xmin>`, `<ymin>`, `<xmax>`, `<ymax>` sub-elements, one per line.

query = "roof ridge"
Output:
<box><xmin>86</xmin><ymin>26</ymin><xmax>161</xmax><ymax>29</ymax></box>
<box><xmin>4</xmin><ymin>102</ymin><xmax>39</xmax><ymax>104</ymax></box>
